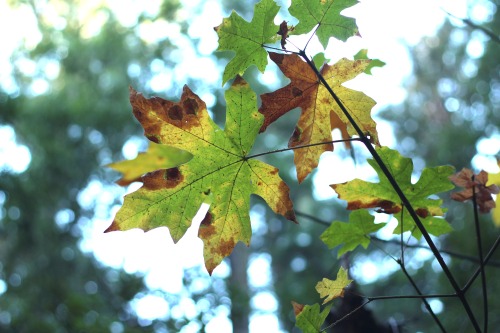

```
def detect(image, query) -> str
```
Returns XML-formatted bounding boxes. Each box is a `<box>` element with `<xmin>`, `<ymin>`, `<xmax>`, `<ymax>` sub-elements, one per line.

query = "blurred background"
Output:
<box><xmin>0</xmin><ymin>0</ymin><xmax>499</xmax><ymax>332</ymax></box>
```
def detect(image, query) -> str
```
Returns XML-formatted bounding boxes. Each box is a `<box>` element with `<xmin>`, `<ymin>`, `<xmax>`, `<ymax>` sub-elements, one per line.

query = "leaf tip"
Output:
<box><xmin>291</xmin><ymin>301</ymin><xmax>304</xmax><ymax>317</ymax></box>
<box><xmin>285</xmin><ymin>210</ymin><xmax>298</xmax><ymax>224</ymax></box>
<box><xmin>104</xmin><ymin>220</ymin><xmax>120</xmax><ymax>233</ymax></box>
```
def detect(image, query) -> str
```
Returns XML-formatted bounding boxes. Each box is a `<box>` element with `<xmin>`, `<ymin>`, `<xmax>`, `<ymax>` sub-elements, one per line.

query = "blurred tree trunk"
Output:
<box><xmin>229</xmin><ymin>243</ymin><xmax>250</xmax><ymax>332</ymax></box>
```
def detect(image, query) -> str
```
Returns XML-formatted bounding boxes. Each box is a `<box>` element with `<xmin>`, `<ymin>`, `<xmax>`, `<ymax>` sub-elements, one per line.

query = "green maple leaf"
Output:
<box><xmin>215</xmin><ymin>0</ymin><xmax>280</xmax><ymax>85</ymax></box>
<box><xmin>294</xmin><ymin>303</ymin><xmax>332</xmax><ymax>333</ymax></box>
<box><xmin>332</xmin><ymin>147</ymin><xmax>455</xmax><ymax>238</ymax></box>
<box><xmin>312</xmin><ymin>52</ymin><xmax>330</xmax><ymax>69</ymax></box>
<box><xmin>316</xmin><ymin>267</ymin><xmax>353</xmax><ymax>304</ymax></box>
<box><xmin>108</xmin><ymin>142</ymin><xmax>192</xmax><ymax>186</ymax></box>
<box><xmin>320</xmin><ymin>210</ymin><xmax>383</xmax><ymax>257</ymax></box>
<box><xmin>353</xmin><ymin>49</ymin><xmax>386</xmax><ymax>74</ymax></box>
<box><xmin>107</xmin><ymin>77</ymin><xmax>296</xmax><ymax>274</ymax></box>
<box><xmin>289</xmin><ymin>0</ymin><xmax>359</xmax><ymax>48</ymax></box>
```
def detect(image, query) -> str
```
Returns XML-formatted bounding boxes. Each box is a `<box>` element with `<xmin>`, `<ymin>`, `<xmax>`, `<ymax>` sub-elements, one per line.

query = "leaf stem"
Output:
<box><xmin>298</xmin><ymin>50</ymin><xmax>481</xmax><ymax>332</ymax></box>
<box><xmin>263</xmin><ymin>44</ymin><xmax>300</xmax><ymax>55</ymax></box>
<box><xmin>303</xmin><ymin>24</ymin><xmax>320</xmax><ymax>51</ymax></box>
<box><xmin>246</xmin><ymin>137</ymin><xmax>362</xmax><ymax>160</ymax></box>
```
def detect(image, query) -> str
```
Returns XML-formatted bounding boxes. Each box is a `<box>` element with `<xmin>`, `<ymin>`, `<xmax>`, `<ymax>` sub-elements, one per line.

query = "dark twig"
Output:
<box><xmin>321</xmin><ymin>291</ymin><xmax>458</xmax><ymax>332</ymax></box>
<box><xmin>398</xmin><ymin>259</ymin><xmax>447</xmax><ymax>332</ymax></box>
<box><xmin>471</xmin><ymin>177</ymin><xmax>488</xmax><ymax>333</ymax></box>
<box><xmin>443</xmin><ymin>10</ymin><xmax>500</xmax><ymax>44</ymax></box>
<box><xmin>397</xmin><ymin>209</ymin><xmax>446</xmax><ymax>332</ymax></box>
<box><xmin>464</xmin><ymin>233</ymin><xmax>500</xmax><ymax>291</ymax></box>
<box><xmin>321</xmin><ymin>299</ymin><xmax>372</xmax><ymax>332</ymax></box>
<box><xmin>371</xmin><ymin>237</ymin><xmax>500</xmax><ymax>268</ymax></box>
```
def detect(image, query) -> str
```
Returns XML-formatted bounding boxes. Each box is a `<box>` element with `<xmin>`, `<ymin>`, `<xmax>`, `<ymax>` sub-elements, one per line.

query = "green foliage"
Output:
<box><xmin>294</xmin><ymin>302</ymin><xmax>332</xmax><ymax>333</ymax></box>
<box><xmin>333</xmin><ymin>146</ymin><xmax>455</xmax><ymax>238</ymax></box>
<box><xmin>288</xmin><ymin>0</ymin><xmax>359</xmax><ymax>47</ymax></box>
<box><xmin>321</xmin><ymin>210</ymin><xmax>383</xmax><ymax>257</ymax></box>
<box><xmin>312</xmin><ymin>52</ymin><xmax>329</xmax><ymax>69</ymax></box>
<box><xmin>353</xmin><ymin>49</ymin><xmax>386</xmax><ymax>74</ymax></box>
<box><xmin>104</xmin><ymin>0</ymin><xmax>500</xmax><ymax>331</ymax></box>
<box><xmin>214</xmin><ymin>0</ymin><xmax>280</xmax><ymax>84</ymax></box>
<box><xmin>109</xmin><ymin>77</ymin><xmax>296</xmax><ymax>273</ymax></box>
<box><xmin>0</xmin><ymin>6</ymin><xmax>159</xmax><ymax>332</ymax></box>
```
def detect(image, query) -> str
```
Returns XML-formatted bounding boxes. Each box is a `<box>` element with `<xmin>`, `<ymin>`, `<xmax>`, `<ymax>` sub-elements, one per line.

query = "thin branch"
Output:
<box><xmin>400</xmin><ymin>208</ymin><xmax>405</xmax><ymax>265</ymax></box>
<box><xmin>471</xmin><ymin>179</ymin><xmax>488</xmax><ymax>333</ymax></box>
<box><xmin>298</xmin><ymin>50</ymin><xmax>481</xmax><ymax>332</ymax></box>
<box><xmin>398</xmin><ymin>259</ymin><xmax>447</xmax><ymax>332</ymax></box>
<box><xmin>464</xmin><ymin>233</ymin><xmax>500</xmax><ymax>291</ymax></box>
<box><xmin>295</xmin><ymin>210</ymin><xmax>330</xmax><ymax>226</ymax></box>
<box><xmin>299</xmin><ymin>210</ymin><xmax>443</xmax><ymax>330</ymax></box>
<box><xmin>365</xmin><ymin>234</ymin><xmax>398</xmax><ymax>262</ymax></box>
<box><xmin>397</xmin><ymin>209</ymin><xmax>446</xmax><ymax>332</ymax></box>
<box><xmin>321</xmin><ymin>291</ymin><xmax>457</xmax><ymax>332</ymax></box>
<box><xmin>371</xmin><ymin>237</ymin><xmax>500</xmax><ymax>268</ymax></box>
<box><xmin>366</xmin><ymin>293</ymin><xmax>457</xmax><ymax>301</ymax></box>
<box><xmin>443</xmin><ymin>10</ymin><xmax>500</xmax><ymax>44</ymax></box>
<box><xmin>321</xmin><ymin>299</ymin><xmax>372</xmax><ymax>332</ymax></box>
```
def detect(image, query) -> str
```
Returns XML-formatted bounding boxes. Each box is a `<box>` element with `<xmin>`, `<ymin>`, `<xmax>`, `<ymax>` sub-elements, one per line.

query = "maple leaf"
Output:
<box><xmin>294</xmin><ymin>303</ymin><xmax>332</xmax><ymax>333</ymax></box>
<box><xmin>259</xmin><ymin>52</ymin><xmax>378</xmax><ymax>182</ymax></box>
<box><xmin>332</xmin><ymin>147</ymin><xmax>455</xmax><ymax>238</ymax></box>
<box><xmin>107</xmin><ymin>77</ymin><xmax>296</xmax><ymax>274</ymax></box>
<box><xmin>449</xmin><ymin>168</ymin><xmax>499</xmax><ymax>213</ymax></box>
<box><xmin>312</xmin><ymin>52</ymin><xmax>330</xmax><ymax>69</ymax></box>
<box><xmin>354</xmin><ymin>49</ymin><xmax>386</xmax><ymax>74</ymax></box>
<box><xmin>316</xmin><ymin>267</ymin><xmax>353</xmax><ymax>304</ymax></box>
<box><xmin>214</xmin><ymin>0</ymin><xmax>280</xmax><ymax>85</ymax></box>
<box><xmin>289</xmin><ymin>0</ymin><xmax>359</xmax><ymax>48</ymax></box>
<box><xmin>320</xmin><ymin>210</ymin><xmax>384</xmax><ymax>257</ymax></box>
<box><xmin>108</xmin><ymin>142</ymin><xmax>192</xmax><ymax>186</ymax></box>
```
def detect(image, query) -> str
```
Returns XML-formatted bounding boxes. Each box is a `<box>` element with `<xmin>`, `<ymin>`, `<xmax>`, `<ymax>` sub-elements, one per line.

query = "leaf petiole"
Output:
<box><xmin>246</xmin><ymin>137</ymin><xmax>362</xmax><ymax>160</ymax></box>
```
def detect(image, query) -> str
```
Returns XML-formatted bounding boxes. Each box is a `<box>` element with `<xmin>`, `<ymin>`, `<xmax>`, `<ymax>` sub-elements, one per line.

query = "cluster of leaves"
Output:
<box><xmin>106</xmin><ymin>0</ymin><xmax>500</xmax><ymax>331</ymax></box>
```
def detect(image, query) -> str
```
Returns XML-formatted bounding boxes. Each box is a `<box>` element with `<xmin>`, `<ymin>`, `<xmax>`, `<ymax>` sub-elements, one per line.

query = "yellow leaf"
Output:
<box><xmin>316</xmin><ymin>267</ymin><xmax>352</xmax><ymax>304</ymax></box>
<box><xmin>259</xmin><ymin>53</ymin><xmax>378</xmax><ymax>182</ymax></box>
<box><xmin>487</xmin><ymin>161</ymin><xmax>500</xmax><ymax>227</ymax></box>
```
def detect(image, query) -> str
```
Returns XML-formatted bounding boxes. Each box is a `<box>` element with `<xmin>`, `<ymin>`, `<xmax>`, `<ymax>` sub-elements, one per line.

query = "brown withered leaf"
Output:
<box><xmin>449</xmin><ymin>168</ymin><xmax>499</xmax><ymax>213</ymax></box>
<box><xmin>259</xmin><ymin>52</ymin><xmax>378</xmax><ymax>182</ymax></box>
<box><xmin>277</xmin><ymin>20</ymin><xmax>294</xmax><ymax>49</ymax></box>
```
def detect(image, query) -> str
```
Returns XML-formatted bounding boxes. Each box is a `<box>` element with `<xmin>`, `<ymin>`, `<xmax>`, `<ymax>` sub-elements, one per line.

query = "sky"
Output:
<box><xmin>0</xmin><ymin>0</ymin><xmax>497</xmax><ymax>332</ymax></box>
